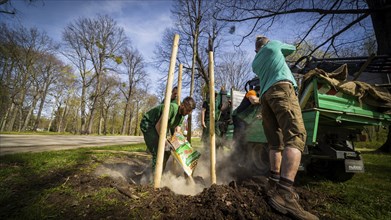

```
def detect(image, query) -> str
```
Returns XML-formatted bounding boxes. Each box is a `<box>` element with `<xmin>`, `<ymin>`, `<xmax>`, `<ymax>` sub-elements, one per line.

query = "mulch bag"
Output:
<box><xmin>168</xmin><ymin>132</ymin><xmax>201</xmax><ymax>176</ymax></box>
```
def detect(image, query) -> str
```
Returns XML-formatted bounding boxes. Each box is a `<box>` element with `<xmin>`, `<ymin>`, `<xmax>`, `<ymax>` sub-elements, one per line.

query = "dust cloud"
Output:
<box><xmin>159</xmin><ymin>141</ymin><xmax>242</xmax><ymax>196</ymax></box>
<box><xmin>93</xmin><ymin>140</ymin><xmax>248</xmax><ymax>196</ymax></box>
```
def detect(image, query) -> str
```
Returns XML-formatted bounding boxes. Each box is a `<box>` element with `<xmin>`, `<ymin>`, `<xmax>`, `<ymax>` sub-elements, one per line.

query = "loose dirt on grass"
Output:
<box><xmin>1</xmin><ymin>149</ymin><xmax>340</xmax><ymax>219</ymax></box>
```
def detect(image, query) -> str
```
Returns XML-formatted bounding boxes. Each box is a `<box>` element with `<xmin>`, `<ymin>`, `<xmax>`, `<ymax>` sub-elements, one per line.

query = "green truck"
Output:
<box><xmin>229</xmin><ymin>61</ymin><xmax>391</xmax><ymax>182</ymax></box>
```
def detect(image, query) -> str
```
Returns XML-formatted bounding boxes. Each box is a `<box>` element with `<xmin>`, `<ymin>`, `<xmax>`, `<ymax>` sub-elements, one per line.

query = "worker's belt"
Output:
<box><xmin>269</xmin><ymin>80</ymin><xmax>297</xmax><ymax>95</ymax></box>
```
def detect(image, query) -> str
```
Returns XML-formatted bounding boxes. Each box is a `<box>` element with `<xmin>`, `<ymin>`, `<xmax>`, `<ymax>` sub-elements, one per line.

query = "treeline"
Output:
<box><xmin>0</xmin><ymin>15</ymin><xmax>158</xmax><ymax>135</ymax></box>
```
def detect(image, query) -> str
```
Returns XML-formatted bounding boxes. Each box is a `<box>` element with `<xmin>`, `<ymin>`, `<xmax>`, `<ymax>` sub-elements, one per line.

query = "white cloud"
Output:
<box><xmin>116</xmin><ymin>6</ymin><xmax>173</xmax><ymax>62</ymax></box>
<box><xmin>6</xmin><ymin>0</ymin><xmax>178</xmax><ymax>91</ymax></box>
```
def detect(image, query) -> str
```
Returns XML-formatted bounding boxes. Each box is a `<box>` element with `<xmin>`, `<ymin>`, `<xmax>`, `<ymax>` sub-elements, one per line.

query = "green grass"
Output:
<box><xmin>354</xmin><ymin>126</ymin><xmax>389</xmax><ymax>150</ymax></box>
<box><xmin>355</xmin><ymin>140</ymin><xmax>387</xmax><ymax>150</ymax></box>
<box><xmin>306</xmin><ymin>151</ymin><xmax>391</xmax><ymax>219</ymax></box>
<box><xmin>0</xmin><ymin>144</ymin><xmax>146</xmax><ymax>219</ymax></box>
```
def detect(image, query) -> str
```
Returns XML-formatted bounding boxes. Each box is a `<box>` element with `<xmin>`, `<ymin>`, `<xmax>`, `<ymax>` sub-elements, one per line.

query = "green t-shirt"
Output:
<box><xmin>161</xmin><ymin>98</ymin><xmax>178</xmax><ymax>104</ymax></box>
<box><xmin>140</xmin><ymin>103</ymin><xmax>184</xmax><ymax>135</ymax></box>
<box><xmin>252</xmin><ymin>40</ymin><xmax>297</xmax><ymax>96</ymax></box>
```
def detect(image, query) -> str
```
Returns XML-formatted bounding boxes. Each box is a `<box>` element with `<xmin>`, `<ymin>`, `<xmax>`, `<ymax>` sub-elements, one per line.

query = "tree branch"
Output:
<box><xmin>297</xmin><ymin>0</ymin><xmax>341</xmax><ymax>48</ymax></box>
<box><xmin>309</xmin><ymin>13</ymin><xmax>370</xmax><ymax>56</ymax></box>
<box><xmin>0</xmin><ymin>9</ymin><xmax>15</xmax><ymax>15</ymax></box>
<box><xmin>215</xmin><ymin>6</ymin><xmax>390</xmax><ymax>23</ymax></box>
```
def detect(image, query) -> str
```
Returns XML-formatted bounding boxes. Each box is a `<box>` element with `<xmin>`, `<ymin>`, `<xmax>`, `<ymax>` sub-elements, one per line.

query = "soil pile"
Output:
<box><xmin>46</xmin><ymin>152</ymin><xmax>335</xmax><ymax>219</ymax></box>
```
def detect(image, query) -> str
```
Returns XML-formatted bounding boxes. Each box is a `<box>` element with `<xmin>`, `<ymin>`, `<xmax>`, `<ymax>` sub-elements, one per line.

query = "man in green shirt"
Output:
<box><xmin>140</xmin><ymin>96</ymin><xmax>196</xmax><ymax>173</ymax></box>
<box><xmin>252</xmin><ymin>36</ymin><xmax>317</xmax><ymax>220</ymax></box>
<box><xmin>161</xmin><ymin>86</ymin><xmax>179</xmax><ymax>104</ymax></box>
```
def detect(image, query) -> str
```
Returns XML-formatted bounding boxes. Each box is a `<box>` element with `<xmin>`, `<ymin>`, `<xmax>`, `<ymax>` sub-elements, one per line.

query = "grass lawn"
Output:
<box><xmin>307</xmin><ymin>150</ymin><xmax>391</xmax><ymax>220</ymax></box>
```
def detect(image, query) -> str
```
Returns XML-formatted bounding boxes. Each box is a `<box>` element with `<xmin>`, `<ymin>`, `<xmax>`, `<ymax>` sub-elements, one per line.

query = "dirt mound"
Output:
<box><xmin>36</xmin><ymin>152</ymin><xmax>338</xmax><ymax>219</ymax></box>
<box><xmin>55</xmin><ymin>172</ymin><xmax>327</xmax><ymax>219</ymax></box>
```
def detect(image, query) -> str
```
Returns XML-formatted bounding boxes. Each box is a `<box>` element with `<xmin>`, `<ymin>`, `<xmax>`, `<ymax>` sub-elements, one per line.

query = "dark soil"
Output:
<box><xmin>2</xmin><ymin>150</ymin><xmax>341</xmax><ymax>219</ymax></box>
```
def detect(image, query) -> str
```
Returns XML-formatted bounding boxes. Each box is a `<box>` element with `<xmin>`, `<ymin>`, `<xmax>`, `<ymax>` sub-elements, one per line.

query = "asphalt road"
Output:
<box><xmin>0</xmin><ymin>134</ymin><xmax>145</xmax><ymax>155</ymax></box>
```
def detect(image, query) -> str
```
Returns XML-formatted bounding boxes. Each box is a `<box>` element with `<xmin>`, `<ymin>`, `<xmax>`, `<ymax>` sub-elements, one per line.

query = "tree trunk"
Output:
<box><xmin>121</xmin><ymin>103</ymin><xmax>129</xmax><ymax>135</ymax></box>
<box><xmin>64</xmin><ymin>118</ymin><xmax>69</xmax><ymax>133</ymax></box>
<box><xmin>366</xmin><ymin>0</ymin><xmax>391</xmax><ymax>152</ymax></box>
<box><xmin>121</xmin><ymin>94</ymin><xmax>131</xmax><ymax>135</ymax></box>
<box><xmin>33</xmin><ymin>79</ymin><xmax>51</xmax><ymax>131</ymax></box>
<box><xmin>33</xmin><ymin>95</ymin><xmax>45</xmax><ymax>131</ymax></box>
<box><xmin>17</xmin><ymin>107</ymin><xmax>23</xmax><ymax>132</ymax></box>
<box><xmin>87</xmin><ymin>89</ymin><xmax>100</xmax><ymax>134</ymax></box>
<box><xmin>22</xmin><ymin>94</ymin><xmax>39</xmax><ymax>131</ymax></box>
<box><xmin>98</xmin><ymin>111</ymin><xmax>103</xmax><ymax>135</ymax></box>
<box><xmin>86</xmin><ymin>101</ymin><xmax>97</xmax><ymax>134</ymax></box>
<box><xmin>8</xmin><ymin>89</ymin><xmax>27</xmax><ymax>132</ymax></box>
<box><xmin>187</xmin><ymin>32</ymin><xmax>198</xmax><ymax>143</ymax></box>
<box><xmin>367</xmin><ymin>0</ymin><xmax>391</xmax><ymax>55</ymax></box>
<box><xmin>0</xmin><ymin>104</ymin><xmax>12</xmax><ymax>132</ymax></box>
<box><xmin>128</xmin><ymin>111</ymin><xmax>133</xmax><ymax>135</ymax></box>
<box><xmin>103</xmin><ymin>107</ymin><xmax>109</xmax><ymax>135</ymax></box>
<box><xmin>111</xmin><ymin>110</ymin><xmax>117</xmax><ymax>134</ymax></box>
<box><xmin>88</xmin><ymin>70</ymin><xmax>103</xmax><ymax>135</ymax></box>
<box><xmin>60</xmin><ymin>101</ymin><xmax>68</xmax><ymax>132</ymax></box>
<box><xmin>133</xmin><ymin>102</ymin><xmax>139</xmax><ymax>136</ymax></box>
<box><xmin>80</xmin><ymin>85</ymin><xmax>87</xmax><ymax>134</ymax></box>
<box><xmin>47</xmin><ymin>97</ymin><xmax>59</xmax><ymax>132</ymax></box>
<box><xmin>56</xmin><ymin>106</ymin><xmax>62</xmax><ymax>132</ymax></box>
<box><xmin>7</xmin><ymin>102</ymin><xmax>18</xmax><ymax>131</ymax></box>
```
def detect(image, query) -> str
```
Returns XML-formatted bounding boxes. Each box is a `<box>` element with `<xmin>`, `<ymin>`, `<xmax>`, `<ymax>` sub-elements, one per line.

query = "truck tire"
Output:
<box><xmin>248</xmin><ymin>143</ymin><xmax>270</xmax><ymax>176</ymax></box>
<box><xmin>328</xmin><ymin>160</ymin><xmax>355</xmax><ymax>182</ymax></box>
<box><xmin>308</xmin><ymin>159</ymin><xmax>354</xmax><ymax>182</ymax></box>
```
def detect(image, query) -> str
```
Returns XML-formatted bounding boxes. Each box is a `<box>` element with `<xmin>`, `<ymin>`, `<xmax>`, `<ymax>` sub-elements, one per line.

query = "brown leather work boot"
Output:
<box><xmin>266</xmin><ymin>178</ymin><xmax>278</xmax><ymax>198</ymax></box>
<box><xmin>269</xmin><ymin>185</ymin><xmax>319</xmax><ymax>220</ymax></box>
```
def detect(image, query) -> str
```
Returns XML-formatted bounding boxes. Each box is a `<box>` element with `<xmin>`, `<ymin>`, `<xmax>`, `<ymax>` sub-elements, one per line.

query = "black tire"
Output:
<box><xmin>328</xmin><ymin>160</ymin><xmax>355</xmax><ymax>182</ymax></box>
<box><xmin>307</xmin><ymin>159</ymin><xmax>355</xmax><ymax>182</ymax></box>
<box><xmin>248</xmin><ymin>143</ymin><xmax>270</xmax><ymax>176</ymax></box>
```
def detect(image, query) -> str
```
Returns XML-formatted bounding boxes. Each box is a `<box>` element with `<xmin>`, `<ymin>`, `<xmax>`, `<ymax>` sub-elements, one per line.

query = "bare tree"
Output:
<box><xmin>100</xmin><ymin>75</ymin><xmax>120</xmax><ymax>135</ymax></box>
<box><xmin>154</xmin><ymin>0</ymin><xmax>229</xmax><ymax>88</ymax></box>
<box><xmin>133</xmin><ymin>88</ymin><xmax>159</xmax><ymax>136</ymax></box>
<box><xmin>45</xmin><ymin>66</ymin><xmax>77</xmax><ymax>133</ymax></box>
<box><xmin>0</xmin><ymin>0</ymin><xmax>37</xmax><ymax>15</ymax></box>
<box><xmin>215</xmin><ymin>49</ymin><xmax>254</xmax><ymax>90</ymax></box>
<box><xmin>63</xmin><ymin>14</ymin><xmax>127</xmax><ymax>134</ymax></box>
<box><xmin>62</xmin><ymin>24</ymin><xmax>93</xmax><ymax>134</ymax></box>
<box><xmin>215</xmin><ymin>0</ymin><xmax>390</xmax><ymax>56</ymax></box>
<box><xmin>0</xmin><ymin>23</ymin><xmax>56</xmax><ymax>132</ymax></box>
<box><xmin>33</xmin><ymin>57</ymin><xmax>72</xmax><ymax>131</ymax></box>
<box><xmin>119</xmin><ymin>47</ymin><xmax>146</xmax><ymax>135</ymax></box>
<box><xmin>154</xmin><ymin>0</ymin><xmax>230</xmax><ymax>141</ymax></box>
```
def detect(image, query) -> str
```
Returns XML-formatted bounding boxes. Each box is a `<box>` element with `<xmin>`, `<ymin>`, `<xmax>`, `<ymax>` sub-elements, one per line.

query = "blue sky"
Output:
<box><xmin>5</xmin><ymin>0</ymin><xmax>174</xmax><ymax>75</ymax></box>
<box><xmin>2</xmin><ymin>0</ymin><xmax>300</xmax><ymax>94</ymax></box>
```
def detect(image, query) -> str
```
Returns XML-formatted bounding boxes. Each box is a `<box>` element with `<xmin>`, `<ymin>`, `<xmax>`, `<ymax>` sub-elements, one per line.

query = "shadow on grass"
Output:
<box><xmin>0</xmin><ymin>151</ymin><xmax>90</xmax><ymax>219</ymax></box>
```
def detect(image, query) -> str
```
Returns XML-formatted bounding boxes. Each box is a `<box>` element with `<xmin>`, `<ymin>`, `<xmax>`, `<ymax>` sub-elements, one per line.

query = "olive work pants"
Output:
<box><xmin>141</xmin><ymin>127</ymin><xmax>171</xmax><ymax>173</ymax></box>
<box><xmin>201</xmin><ymin>121</ymin><xmax>210</xmax><ymax>146</ymax></box>
<box><xmin>261</xmin><ymin>82</ymin><xmax>306</xmax><ymax>152</ymax></box>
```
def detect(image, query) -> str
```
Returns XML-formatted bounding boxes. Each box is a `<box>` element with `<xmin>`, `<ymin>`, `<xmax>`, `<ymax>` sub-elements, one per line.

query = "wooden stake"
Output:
<box><xmin>171</xmin><ymin>63</ymin><xmax>183</xmax><ymax>173</ymax></box>
<box><xmin>154</xmin><ymin>34</ymin><xmax>180</xmax><ymax>189</ymax></box>
<box><xmin>209</xmin><ymin>51</ymin><xmax>216</xmax><ymax>185</ymax></box>
<box><xmin>177</xmin><ymin>64</ymin><xmax>183</xmax><ymax>105</ymax></box>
